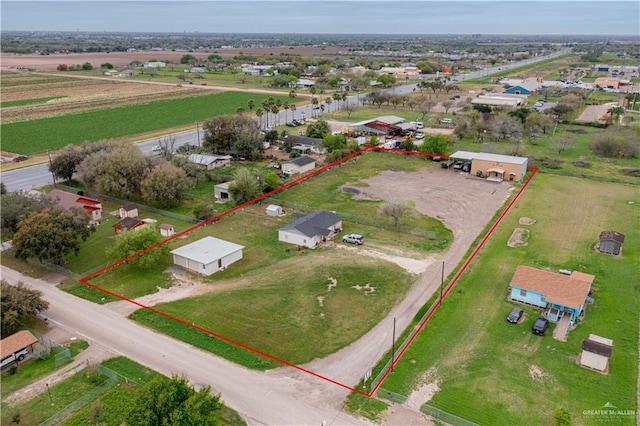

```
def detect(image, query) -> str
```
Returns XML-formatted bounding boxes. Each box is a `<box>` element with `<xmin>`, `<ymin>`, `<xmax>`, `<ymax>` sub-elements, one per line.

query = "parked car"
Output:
<box><xmin>461</xmin><ymin>163</ymin><xmax>471</xmax><ymax>173</ymax></box>
<box><xmin>286</xmin><ymin>122</ymin><xmax>297</xmax><ymax>127</ymax></box>
<box><xmin>342</xmin><ymin>234</ymin><xmax>364</xmax><ymax>245</ymax></box>
<box><xmin>507</xmin><ymin>308</ymin><xmax>524</xmax><ymax>323</ymax></box>
<box><xmin>453</xmin><ymin>161</ymin><xmax>464</xmax><ymax>170</ymax></box>
<box><xmin>415</xmin><ymin>132</ymin><xmax>425</xmax><ymax>139</ymax></box>
<box><xmin>532</xmin><ymin>318</ymin><xmax>550</xmax><ymax>335</ymax></box>
<box><xmin>440</xmin><ymin>118</ymin><xmax>453</xmax><ymax>124</ymax></box>
<box><xmin>441</xmin><ymin>160</ymin><xmax>454</xmax><ymax>169</ymax></box>
<box><xmin>13</xmin><ymin>155</ymin><xmax>29</xmax><ymax>162</ymax></box>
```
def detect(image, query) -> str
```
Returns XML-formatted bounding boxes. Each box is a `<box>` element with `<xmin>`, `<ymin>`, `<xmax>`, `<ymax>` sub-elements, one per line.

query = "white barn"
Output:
<box><xmin>282</xmin><ymin>156</ymin><xmax>316</xmax><ymax>175</ymax></box>
<box><xmin>170</xmin><ymin>236</ymin><xmax>244</xmax><ymax>276</ymax></box>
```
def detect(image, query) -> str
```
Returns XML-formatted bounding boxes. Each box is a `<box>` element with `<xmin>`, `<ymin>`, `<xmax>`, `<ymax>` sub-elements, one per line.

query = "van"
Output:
<box><xmin>410</xmin><ymin>121</ymin><xmax>424</xmax><ymax>129</ymax></box>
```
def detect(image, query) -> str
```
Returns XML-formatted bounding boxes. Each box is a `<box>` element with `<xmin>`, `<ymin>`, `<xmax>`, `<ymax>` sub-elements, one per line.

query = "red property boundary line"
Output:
<box><xmin>77</xmin><ymin>147</ymin><xmax>538</xmax><ymax>397</ymax></box>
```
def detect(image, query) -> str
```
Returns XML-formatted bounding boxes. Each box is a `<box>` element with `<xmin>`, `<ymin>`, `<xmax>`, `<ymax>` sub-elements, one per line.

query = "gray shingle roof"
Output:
<box><xmin>280</xmin><ymin>211</ymin><xmax>341</xmax><ymax>238</ymax></box>
<box><xmin>285</xmin><ymin>155</ymin><xmax>316</xmax><ymax>167</ymax></box>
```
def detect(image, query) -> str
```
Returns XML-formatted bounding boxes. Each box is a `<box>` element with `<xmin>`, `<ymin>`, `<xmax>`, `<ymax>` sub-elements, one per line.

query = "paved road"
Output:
<box><xmin>0</xmin><ymin>265</ymin><xmax>364</xmax><ymax>426</ymax></box>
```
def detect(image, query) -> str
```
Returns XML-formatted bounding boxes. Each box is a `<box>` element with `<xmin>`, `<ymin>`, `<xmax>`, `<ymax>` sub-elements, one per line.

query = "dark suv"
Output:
<box><xmin>532</xmin><ymin>318</ymin><xmax>549</xmax><ymax>335</ymax></box>
<box><xmin>507</xmin><ymin>308</ymin><xmax>524</xmax><ymax>324</ymax></box>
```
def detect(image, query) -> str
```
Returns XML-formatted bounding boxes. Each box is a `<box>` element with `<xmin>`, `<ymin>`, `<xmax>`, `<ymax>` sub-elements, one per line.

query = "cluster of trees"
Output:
<box><xmin>56</xmin><ymin>62</ymin><xmax>93</xmax><ymax>71</ymax></box>
<box><xmin>50</xmin><ymin>142</ymin><xmax>190</xmax><ymax>208</ymax></box>
<box><xmin>202</xmin><ymin>115</ymin><xmax>264</xmax><ymax>160</ymax></box>
<box><xmin>106</xmin><ymin>226</ymin><xmax>168</xmax><ymax>269</ymax></box>
<box><xmin>1</xmin><ymin>280</ymin><xmax>49</xmax><ymax>337</ymax></box>
<box><xmin>590</xmin><ymin>125</ymin><xmax>640</xmax><ymax>158</ymax></box>
<box><xmin>248</xmin><ymin>95</ymin><xmax>297</xmax><ymax>129</ymax></box>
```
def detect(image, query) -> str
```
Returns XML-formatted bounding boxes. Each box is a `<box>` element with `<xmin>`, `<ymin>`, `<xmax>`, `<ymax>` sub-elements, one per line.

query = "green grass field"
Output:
<box><xmin>1</xmin><ymin>91</ymin><xmax>295</xmax><ymax>154</ymax></box>
<box><xmin>365</xmin><ymin>175</ymin><xmax>639</xmax><ymax>425</ymax></box>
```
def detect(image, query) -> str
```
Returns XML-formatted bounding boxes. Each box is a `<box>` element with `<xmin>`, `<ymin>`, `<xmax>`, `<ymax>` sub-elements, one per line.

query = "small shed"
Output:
<box><xmin>214</xmin><ymin>181</ymin><xmax>235</xmax><ymax>203</ymax></box>
<box><xmin>597</xmin><ymin>231</ymin><xmax>625</xmax><ymax>255</ymax></box>
<box><xmin>113</xmin><ymin>217</ymin><xmax>145</xmax><ymax>233</ymax></box>
<box><xmin>118</xmin><ymin>203</ymin><xmax>139</xmax><ymax>219</ymax></box>
<box><xmin>170</xmin><ymin>236</ymin><xmax>244</xmax><ymax>276</ymax></box>
<box><xmin>580</xmin><ymin>334</ymin><xmax>613</xmax><ymax>372</ymax></box>
<box><xmin>159</xmin><ymin>224</ymin><xmax>175</xmax><ymax>237</ymax></box>
<box><xmin>266</xmin><ymin>205</ymin><xmax>284</xmax><ymax>217</ymax></box>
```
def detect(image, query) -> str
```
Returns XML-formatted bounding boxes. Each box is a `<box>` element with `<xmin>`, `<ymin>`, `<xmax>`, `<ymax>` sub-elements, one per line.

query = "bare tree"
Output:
<box><xmin>552</xmin><ymin>133</ymin><xmax>576</xmax><ymax>154</ymax></box>
<box><xmin>157</xmin><ymin>135</ymin><xmax>177</xmax><ymax>160</ymax></box>
<box><xmin>442</xmin><ymin>100</ymin><xmax>455</xmax><ymax>114</ymax></box>
<box><xmin>378</xmin><ymin>199</ymin><xmax>416</xmax><ymax>227</ymax></box>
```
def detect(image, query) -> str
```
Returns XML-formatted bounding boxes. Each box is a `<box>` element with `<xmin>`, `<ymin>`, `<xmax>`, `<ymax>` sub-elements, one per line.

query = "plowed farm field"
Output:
<box><xmin>1</xmin><ymin>75</ymin><xmax>206</xmax><ymax>123</ymax></box>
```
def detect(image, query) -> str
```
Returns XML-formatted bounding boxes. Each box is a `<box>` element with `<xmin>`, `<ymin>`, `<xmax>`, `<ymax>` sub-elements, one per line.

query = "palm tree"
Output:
<box><xmin>325</xmin><ymin>97</ymin><xmax>333</xmax><ymax>113</ymax></box>
<box><xmin>333</xmin><ymin>92</ymin><xmax>342</xmax><ymax>110</ymax></box>
<box><xmin>290</xmin><ymin>103</ymin><xmax>297</xmax><ymax>121</ymax></box>
<box><xmin>271</xmin><ymin>105</ymin><xmax>280</xmax><ymax>126</ymax></box>
<box><xmin>283</xmin><ymin>102</ymin><xmax>290</xmax><ymax>122</ymax></box>
<box><xmin>255</xmin><ymin>108</ymin><xmax>264</xmax><ymax>129</ymax></box>
<box><xmin>311</xmin><ymin>97</ymin><xmax>319</xmax><ymax>117</ymax></box>
<box><xmin>289</xmin><ymin>90</ymin><xmax>296</xmax><ymax>99</ymax></box>
<box><xmin>247</xmin><ymin>99</ymin><xmax>255</xmax><ymax>111</ymax></box>
<box><xmin>236</xmin><ymin>107</ymin><xmax>245</xmax><ymax>115</ymax></box>
<box><xmin>310</xmin><ymin>86</ymin><xmax>317</xmax><ymax>96</ymax></box>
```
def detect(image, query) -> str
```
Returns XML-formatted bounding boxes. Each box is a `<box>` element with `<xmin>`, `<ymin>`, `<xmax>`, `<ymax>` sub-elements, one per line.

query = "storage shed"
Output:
<box><xmin>214</xmin><ymin>181</ymin><xmax>235</xmax><ymax>203</ymax></box>
<box><xmin>597</xmin><ymin>231</ymin><xmax>625</xmax><ymax>255</ymax></box>
<box><xmin>170</xmin><ymin>236</ymin><xmax>244</xmax><ymax>276</ymax></box>
<box><xmin>450</xmin><ymin>151</ymin><xmax>528</xmax><ymax>182</ymax></box>
<box><xmin>580</xmin><ymin>334</ymin><xmax>613</xmax><ymax>373</ymax></box>
<box><xmin>281</xmin><ymin>156</ymin><xmax>316</xmax><ymax>175</ymax></box>
<box><xmin>266</xmin><ymin>205</ymin><xmax>284</xmax><ymax>217</ymax></box>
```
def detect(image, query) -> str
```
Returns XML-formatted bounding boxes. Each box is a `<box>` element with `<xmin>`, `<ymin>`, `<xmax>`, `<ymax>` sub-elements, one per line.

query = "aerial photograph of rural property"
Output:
<box><xmin>0</xmin><ymin>1</ymin><xmax>638</xmax><ymax>425</ymax></box>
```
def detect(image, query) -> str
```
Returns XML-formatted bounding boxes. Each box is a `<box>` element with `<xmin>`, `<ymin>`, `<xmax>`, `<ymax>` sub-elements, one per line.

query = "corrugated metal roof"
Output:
<box><xmin>170</xmin><ymin>236</ymin><xmax>244</xmax><ymax>264</ymax></box>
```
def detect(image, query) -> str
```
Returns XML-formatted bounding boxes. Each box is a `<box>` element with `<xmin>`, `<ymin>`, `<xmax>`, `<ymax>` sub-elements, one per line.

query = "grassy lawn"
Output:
<box><xmin>366</xmin><ymin>175</ymin><xmax>639</xmax><ymax>425</ymax></box>
<box><xmin>1</xmin><ymin>367</ymin><xmax>110</xmax><ymax>425</ymax></box>
<box><xmin>132</xmin><ymin>251</ymin><xmax>416</xmax><ymax>367</ymax></box>
<box><xmin>1</xmin><ymin>91</ymin><xmax>295</xmax><ymax>154</ymax></box>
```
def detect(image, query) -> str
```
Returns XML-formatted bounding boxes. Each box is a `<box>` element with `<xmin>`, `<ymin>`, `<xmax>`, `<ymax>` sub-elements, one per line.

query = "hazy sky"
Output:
<box><xmin>2</xmin><ymin>1</ymin><xmax>639</xmax><ymax>35</ymax></box>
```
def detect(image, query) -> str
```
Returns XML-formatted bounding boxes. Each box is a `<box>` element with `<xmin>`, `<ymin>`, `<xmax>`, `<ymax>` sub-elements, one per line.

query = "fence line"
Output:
<box><xmin>376</xmin><ymin>388</ymin><xmax>407</xmax><ymax>404</ymax></box>
<box><xmin>54</xmin><ymin>184</ymin><xmax>203</xmax><ymax>224</ymax></box>
<box><xmin>420</xmin><ymin>403</ymin><xmax>479</xmax><ymax>426</ymax></box>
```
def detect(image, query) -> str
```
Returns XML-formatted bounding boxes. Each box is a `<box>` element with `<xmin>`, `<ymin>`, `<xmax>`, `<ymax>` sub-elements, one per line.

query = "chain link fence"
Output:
<box><xmin>421</xmin><ymin>403</ymin><xmax>479</xmax><ymax>426</ymax></box>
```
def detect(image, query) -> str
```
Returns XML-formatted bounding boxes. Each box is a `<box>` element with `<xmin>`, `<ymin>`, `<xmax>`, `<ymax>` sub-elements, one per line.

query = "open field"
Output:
<box><xmin>1</xmin><ymin>91</ymin><xmax>295</xmax><ymax>154</ymax></box>
<box><xmin>368</xmin><ymin>175</ymin><xmax>639</xmax><ymax>425</ymax></box>
<box><xmin>0</xmin><ymin>74</ymin><xmax>197</xmax><ymax>122</ymax></box>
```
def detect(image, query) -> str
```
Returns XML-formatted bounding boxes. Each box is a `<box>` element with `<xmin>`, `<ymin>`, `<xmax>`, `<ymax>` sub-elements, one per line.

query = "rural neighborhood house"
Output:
<box><xmin>170</xmin><ymin>236</ymin><xmax>244</xmax><ymax>276</ymax></box>
<box><xmin>279</xmin><ymin>211</ymin><xmax>342</xmax><ymax>248</ymax></box>
<box><xmin>46</xmin><ymin>189</ymin><xmax>103</xmax><ymax>222</ymax></box>
<box><xmin>281</xmin><ymin>155</ymin><xmax>316</xmax><ymax>175</ymax></box>
<box><xmin>509</xmin><ymin>266</ymin><xmax>595</xmax><ymax>338</ymax></box>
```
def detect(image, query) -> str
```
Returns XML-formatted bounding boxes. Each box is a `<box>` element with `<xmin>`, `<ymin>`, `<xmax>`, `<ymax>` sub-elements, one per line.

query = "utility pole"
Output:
<box><xmin>195</xmin><ymin>121</ymin><xmax>201</xmax><ymax>147</ymax></box>
<box><xmin>47</xmin><ymin>150</ymin><xmax>56</xmax><ymax>186</ymax></box>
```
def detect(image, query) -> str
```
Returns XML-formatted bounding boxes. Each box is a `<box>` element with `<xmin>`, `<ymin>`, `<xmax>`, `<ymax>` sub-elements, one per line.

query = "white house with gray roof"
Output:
<box><xmin>170</xmin><ymin>236</ymin><xmax>244</xmax><ymax>276</ymax></box>
<box><xmin>282</xmin><ymin>155</ymin><xmax>316</xmax><ymax>175</ymax></box>
<box><xmin>279</xmin><ymin>211</ymin><xmax>342</xmax><ymax>248</ymax></box>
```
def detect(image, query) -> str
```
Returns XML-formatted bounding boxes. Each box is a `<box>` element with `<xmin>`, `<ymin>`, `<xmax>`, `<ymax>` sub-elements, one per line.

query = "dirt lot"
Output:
<box><xmin>1</xmin><ymin>47</ymin><xmax>343</xmax><ymax>72</ymax></box>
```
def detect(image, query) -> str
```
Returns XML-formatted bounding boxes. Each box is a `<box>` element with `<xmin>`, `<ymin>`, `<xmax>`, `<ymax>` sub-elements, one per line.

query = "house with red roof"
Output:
<box><xmin>46</xmin><ymin>189</ymin><xmax>103</xmax><ymax>223</ymax></box>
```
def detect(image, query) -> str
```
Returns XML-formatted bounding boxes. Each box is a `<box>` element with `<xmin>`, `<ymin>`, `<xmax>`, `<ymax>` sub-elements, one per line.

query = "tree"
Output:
<box><xmin>0</xmin><ymin>182</ymin><xmax>6</xmax><ymax>195</ymax></box>
<box><xmin>106</xmin><ymin>226</ymin><xmax>168</xmax><ymax>269</ymax></box>
<box><xmin>1</xmin><ymin>280</ymin><xmax>49</xmax><ymax>337</ymax></box>
<box><xmin>126</xmin><ymin>375</ymin><xmax>221</xmax><ymax>426</ymax></box>
<box><xmin>100</xmin><ymin>62</ymin><xmax>113</xmax><ymax>69</ymax></box>
<box><xmin>442</xmin><ymin>100</ymin><xmax>455</xmax><ymax>114</ymax></box>
<box><xmin>552</xmin><ymin>408</ymin><xmax>571</xmax><ymax>426</ymax></box>
<box><xmin>399</xmin><ymin>138</ymin><xmax>415</xmax><ymax>151</ymax></box>
<box><xmin>263</xmin><ymin>171</ymin><xmax>281</xmax><ymax>192</ymax></box>
<box><xmin>141</xmin><ymin>163</ymin><xmax>190</xmax><ymax>208</ymax></box>
<box><xmin>180</xmin><ymin>54</ymin><xmax>197</xmax><ymax>65</ymax></box>
<box><xmin>1</xmin><ymin>191</ymin><xmax>55</xmax><ymax>238</ymax></box>
<box><xmin>77</xmin><ymin>144</ymin><xmax>151</xmax><ymax>198</ymax></box>
<box><xmin>590</xmin><ymin>126</ymin><xmax>640</xmax><ymax>158</ymax></box>
<box><xmin>207</xmin><ymin>53</ymin><xmax>222</xmax><ymax>62</ymax></box>
<box><xmin>551</xmin><ymin>133</ymin><xmax>576</xmax><ymax>154</ymax></box>
<box><xmin>247</xmin><ymin>99</ymin><xmax>255</xmax><ymax>111</ymax></box>
<box><xmin>81</xmin><ymin>62</ymin><xmax>93</xmax><ymax>70</ymax></box>
<box><xmin>376</xmin><ymin>74</ymin><xmax>397</xmax><ymax>87</ymax></box>
<box><xmin>491</xmin><ymin>115</ymin><xmax>523</xmax><ymax>140</ymax></box>
<box><xmin>378</xmin><ymin>200</ymin><xmax>415</xmax><ymax>228</ymax></box>
<box><xmin>229</xmin><ymin>168</ymin><xmax>263</xmax><ymax>205</ymax></box>
<box><xmin>49</xmin><ymin>144</ymin><xmax>84</xmax><ymax>184</ymax></box>
<box><xmin>419</xmin><ymin>134</ymin><xmax>450</xmax><ymax>155</ymax></box>
<box><xmin>322</xmin><ymin>134</ymin><xmax>346</xmax><ymax>153</ymax></box>
<box><xmin>13</xmin><ymin>207</ymin><xmax>94</xmax><ymax>265</ymax></box>
<box><xmin>202</xmin><ymin>115</ymin><xmax>263</xmax><ymax>160</ymax></box>
<box><xmin>306</xmin><ymin>119</ymin><xmax>331</xmax><ymax>139</ymax></box>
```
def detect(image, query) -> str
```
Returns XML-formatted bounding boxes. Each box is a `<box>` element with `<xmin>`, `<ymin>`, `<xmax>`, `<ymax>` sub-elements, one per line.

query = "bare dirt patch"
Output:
<box><xmin>528</xmin><ymin>364</ymin><xmax>548</xmax><ymax>380</ymax></box>
<box><xmin>576</xmin><ymin>104</ymin><xmax>612</xmax><ymax>124</ymax></box>
<box><xmin>406</xmin><ymin>367</ymin><xmax>440</xmax><ymax>410</ymax></box>
<box><xmin>508</xmin><ymin>228</ymin><xmax>530</xmax><ymax>247</ymax></box>
<box><xmin>519</xmin><ymin>217</ymin><xmax>536</xmax><ymax>225</ymax></box>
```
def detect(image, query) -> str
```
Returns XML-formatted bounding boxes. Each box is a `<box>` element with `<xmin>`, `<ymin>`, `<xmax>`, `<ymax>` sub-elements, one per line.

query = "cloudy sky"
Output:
<box><xmin>2</xmin><ymin>1</ymin><xmax>639</xmax><ymax>35</ymax></box>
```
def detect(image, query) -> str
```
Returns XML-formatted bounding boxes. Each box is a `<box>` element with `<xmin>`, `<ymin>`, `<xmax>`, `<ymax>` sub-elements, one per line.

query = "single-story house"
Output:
<box><xmin>186</xmin><ymin>67</ymin><xmax>206</xmax><ymax>73</ymax></box>
<box><xmin>597</xmin><ymin>230</ymin><xmax>625</xmax><ymax>255</ymax></box>
<box><xmin>503</xmin><ymin>80</ymin><xmax>544</xmax><ymax>96</ymax></box>
<box><xmin>118</xmin><ymin>70</ymin><xmax>135</xmax><ymax>77</ymax></box>
<box><xmin>266</xmin><ymin>205</ymin><xmax>284</xmax><ymax>217</ymax></box>
<box><xmin>142</xmin><ymin>61</ymin><xmax>166</xmax><ymax>68</ymax></box>
<box><xmin>159</xmin><ymin>224</ymin><xmax>175</xmax><ymax>237</ymax></box>
<box><xmin>1</xmin><ymin>330</ymin><xmax>38</xmax><ymax>368</ymax></box>
<box><xmin>347</xmin><ymin>115</ymin><xmax>407</xmax><ymax>137</ymax></box>
<box><xmin>450</xmin><ymin>151</ymin><xmax>528</xmax><ymax>182</ymax></box>
<box><xmin>580</xmin><ymin>334</ymin><xmax>613</xmax><ymax>372</ymax></box>
<box><xmin>594</xmin><ymin>77</ymin><xmax>620</xmax><ymax>89</ymax></box>
<box><xmin>189</xmin><ymin>154</ymin><xmax>232</xmax><ymax>170</ymax></box>
<box><xmin>290</xmin><ymin>78</ymin><xmax>315</xmax><ymax>88</ymax></box>
<box><xmin>282</xmin><ymin>156</ymin><xmax>316</xmax><ymax>175</ymax></box>
<box><xmin>278</xmin><ymin>211</ymin><xmax>342</xmax><ymax>248</ymax></box>
<box><xmin>509</xmin><ymin>265</ymin><xmax>595</xmax><ymax>324</ymax></box>
<box><xmin>285</xmin><ymin>136</ymin><xmax>325</xmax><ymax>155</ymax></box>
<box><xmin>214</xmin><ymin>180</ymin><xmax>235</xmax><ymax>203</ymax></box>
<box><xmin>46</xmin><ymin>189</ymin><xmax>103</xmax><ymax>222</ymax></box>
<box><xmin>471</xmin><ymin>94</ymin><xmax>528</xmax><ymax>108</ymax></box>
<box><xmin>118</xmin><ymin>203</ymin><xmax>139</xmax><ymax>219</ymax></box>
<box><xmin>113</xmin><ymin>216</ymin><xmax>145</xmax><ymax>233</ymax></box>
<box><xmin>170</xmin><ymin>236</ymin><xmax>244</xmax><ymax>276</ymax></box>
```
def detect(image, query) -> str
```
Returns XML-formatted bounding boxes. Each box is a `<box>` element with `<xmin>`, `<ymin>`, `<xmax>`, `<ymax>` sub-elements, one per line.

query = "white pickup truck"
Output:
<box><xmin>1</xmin><ymin>348</ymin><xmax>29</xmax><ymax>369</ymax></box>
